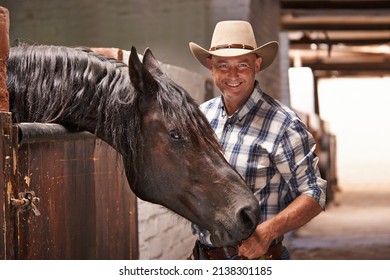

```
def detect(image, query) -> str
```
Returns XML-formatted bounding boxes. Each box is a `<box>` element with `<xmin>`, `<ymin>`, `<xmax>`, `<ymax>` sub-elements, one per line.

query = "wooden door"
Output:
<box><xmin>1</xmin><ymin>118</ymin><xmax>139</xmax><ymax>259</ymax></box>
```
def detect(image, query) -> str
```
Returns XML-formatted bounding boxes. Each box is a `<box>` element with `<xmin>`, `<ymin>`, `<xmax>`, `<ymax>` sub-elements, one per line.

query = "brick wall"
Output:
<box><xmin>249</xmin><ymin>0</ymin><xmax>287</xmax><ymax>103</ymax></box>
<box><xmin>137</xmin><ymin>199</ymin><xmax>195</xmax><ymax>259</ymax></box>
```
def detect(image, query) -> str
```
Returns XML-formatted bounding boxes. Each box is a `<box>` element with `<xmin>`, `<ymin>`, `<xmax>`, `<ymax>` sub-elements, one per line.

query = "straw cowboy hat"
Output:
<box><xmin>189</xmin><ymin>20</ymin><xmax>279</xmax><ymax>71</ymax></box>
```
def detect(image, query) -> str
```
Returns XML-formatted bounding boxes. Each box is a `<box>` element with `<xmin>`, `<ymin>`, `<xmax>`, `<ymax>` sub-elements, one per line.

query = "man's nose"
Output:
<box><xmin>227</xmin><ymin>66</ymin><xmax>239</xmax><ymax>76</ymax></box>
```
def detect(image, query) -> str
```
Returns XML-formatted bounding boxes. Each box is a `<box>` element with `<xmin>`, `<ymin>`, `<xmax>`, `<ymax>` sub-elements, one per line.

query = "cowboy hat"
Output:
<box><xmin>189</xmin><ymin>20</ymin><xmax>279</xmax><ymax>71</ymax></box>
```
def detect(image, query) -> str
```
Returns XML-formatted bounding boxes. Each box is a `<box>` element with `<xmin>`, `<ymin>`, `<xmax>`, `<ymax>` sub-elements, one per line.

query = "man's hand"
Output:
<box><xmin>238</xmin><ymin>221</ymin><xmax>275</xmax><ymax>259</ymax></box>
<box><xmin>238</xmin><ymin>195</ymin><xmax>323</xmax><ymax>259</ymax></box>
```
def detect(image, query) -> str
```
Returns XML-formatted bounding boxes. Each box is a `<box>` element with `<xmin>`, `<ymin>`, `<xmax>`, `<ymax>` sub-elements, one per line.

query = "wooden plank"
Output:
<box><xmin>11</xmin><ymin>125</ymin><xmax>138</xmax><ymax>259</ymax></box>
<box><xmin>0</xmin><ymin>8</ymin><xmax>11</xmax><ymax>258</ymax></box>
<box><xmin>280</xmin><ymin>1</ymin><xmax>390</xmax><ymax>10</ymax></box>
<box><xmin>93</xmin><ymin>140</ymin><xmax>138</xmax><ymax>259</ymax></box>
<box><xmin>0</xmin><ymin>6</ymin><xmax>9</xmax><ymax>112</ymax></box>
<box><xmin>0</xmin><ymin>113</ymin><xmax>15</xmax><ymax>259</ymax></box>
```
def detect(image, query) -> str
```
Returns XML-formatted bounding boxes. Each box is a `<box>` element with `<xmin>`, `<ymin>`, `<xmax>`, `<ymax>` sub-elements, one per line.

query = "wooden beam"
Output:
<box><xmin>281</xmin><ymin>1</ymin><xmax>390</xmax><ymax>10</ymax></box>
<box><xmin>281</xmin><ymin>14</ymin><xmax>390</xmax><ymax>31</ymax></box>
<box><xmin>290</xmin><ymin>37</ymin><xmax>390</xmax><ymax>46</ymax></box>
<box><xmin>297</xmin><ymin>60</ymin><xmax>390</xmax><ymax>73</ymax></box>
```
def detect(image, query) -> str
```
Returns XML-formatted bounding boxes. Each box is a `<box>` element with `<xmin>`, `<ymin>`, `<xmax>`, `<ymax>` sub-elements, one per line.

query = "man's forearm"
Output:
<box><xmin>266</xmin><ymin>194</ymin><xmax>323</xmax><ymax>239</ymax></box>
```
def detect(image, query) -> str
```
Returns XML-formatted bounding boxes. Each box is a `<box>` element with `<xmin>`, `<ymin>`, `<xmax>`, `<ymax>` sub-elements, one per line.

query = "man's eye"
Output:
<box><xmin>218</xmin><ymin>64</ymin><xmax>229</xmax><ymax>69</ymax></box>
<box><xmin>238</xmin><ymin>63</ymin><xmax>250</xmax><ymax>69</ymax></box>
<box><xmin>169</xmin><ymin>130</ymin><xmax>182</xmax><ymax>140</ymax></box>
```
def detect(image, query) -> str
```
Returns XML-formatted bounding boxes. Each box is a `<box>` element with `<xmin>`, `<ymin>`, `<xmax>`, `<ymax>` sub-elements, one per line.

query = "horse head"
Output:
<box><xmin>126</xmin><ymin>47</ymin><xmax>260</xmax><ymax>247</ymax></box>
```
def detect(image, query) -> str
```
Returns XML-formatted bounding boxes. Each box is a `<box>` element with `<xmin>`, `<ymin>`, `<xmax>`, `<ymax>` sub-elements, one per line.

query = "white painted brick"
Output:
<box><xmin>137</xmin><ymin>198</ymin><xmax>195</xmax><ymax>260</ymax></box>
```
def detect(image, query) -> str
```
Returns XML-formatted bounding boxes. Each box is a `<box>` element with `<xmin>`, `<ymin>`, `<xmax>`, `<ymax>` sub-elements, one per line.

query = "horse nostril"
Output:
<box><xmin>237</xmin><ymin>206</ymin><xmax>258</xmax><ymax>233</ymax></box>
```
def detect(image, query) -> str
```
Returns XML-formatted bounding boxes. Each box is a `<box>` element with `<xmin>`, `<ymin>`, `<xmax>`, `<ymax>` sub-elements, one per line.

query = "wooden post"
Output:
<box><xmin>0</xmin><ymin>6</ymin><xmax>14</xmax><ymax>260</ymax></box>
<box><xmin>0</xmin><ymin>6</ymin><xmax>10</xmax><ymax>112</ymax></box>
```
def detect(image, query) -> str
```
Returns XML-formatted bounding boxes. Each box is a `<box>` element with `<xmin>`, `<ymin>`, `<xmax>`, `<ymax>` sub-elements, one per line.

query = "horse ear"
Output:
<box><xmin>128</xmin><ymin>46</ymin><xmax>158</xmax><ymax>95</ymax></box>
<box><xmin>142</xmin><ymin>48</ymin><xmax>163</xmax><ymax>76</ymax></box>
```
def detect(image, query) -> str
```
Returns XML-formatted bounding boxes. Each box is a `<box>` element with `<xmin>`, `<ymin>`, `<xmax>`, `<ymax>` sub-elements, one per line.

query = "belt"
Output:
<box><xmin>191</xmin><ymin>239</ymin><xmax>283</xmax><ymax>260</ymax></box>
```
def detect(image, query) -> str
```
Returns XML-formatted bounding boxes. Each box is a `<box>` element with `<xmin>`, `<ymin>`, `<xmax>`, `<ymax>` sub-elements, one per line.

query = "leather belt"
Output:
<box><xmin>191</xmin><ymin>239</ymin><xmax>283</xmax><ymax>260</ymax></box>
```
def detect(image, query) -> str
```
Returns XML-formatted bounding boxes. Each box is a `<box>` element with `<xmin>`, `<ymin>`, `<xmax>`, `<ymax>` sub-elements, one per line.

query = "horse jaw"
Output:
<box><xmin>129</xmin><ymin>137</ymin><xmax>260</xmax><ymax>247</ymax></box>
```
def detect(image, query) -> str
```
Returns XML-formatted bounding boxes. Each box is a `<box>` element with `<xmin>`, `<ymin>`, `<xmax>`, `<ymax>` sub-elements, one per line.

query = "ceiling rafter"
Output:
<box><xmin>280</xmin><ymin>0</ymin><xmax>390</xmax><ymax>77</ymax></box>
<box><xmin>280</xmin><ymin>0</ymin><xmax>390</xmax><ymax>10</ymax></box>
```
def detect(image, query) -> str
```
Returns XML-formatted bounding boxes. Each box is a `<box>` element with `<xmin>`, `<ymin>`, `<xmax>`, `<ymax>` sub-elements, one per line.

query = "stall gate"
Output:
<box><xmin>0</xmin><ymin>113</ymin><xmax>139</xmax><ymax>259</ymax></box>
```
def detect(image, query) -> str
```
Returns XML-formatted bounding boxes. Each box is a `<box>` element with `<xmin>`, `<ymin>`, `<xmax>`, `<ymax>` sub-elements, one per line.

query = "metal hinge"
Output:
<box><xmin>10</xmin><ymin>191</ymin><xmax>41</xmax><ymax>216</ymax></box>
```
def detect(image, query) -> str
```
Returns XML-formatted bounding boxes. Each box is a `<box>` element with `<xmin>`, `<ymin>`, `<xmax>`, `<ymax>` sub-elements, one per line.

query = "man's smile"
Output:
<box><xmin>226</xmin><ymin>81</ymin><xmax>242</xmax><ymax>87</ymax></box>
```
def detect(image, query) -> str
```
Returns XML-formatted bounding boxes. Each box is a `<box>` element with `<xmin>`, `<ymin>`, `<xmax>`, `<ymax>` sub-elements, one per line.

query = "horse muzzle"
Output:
<box><xmin>209</xmin><ymin>202</ymin><xmax>260</xmax><ymax>247</ymax></box>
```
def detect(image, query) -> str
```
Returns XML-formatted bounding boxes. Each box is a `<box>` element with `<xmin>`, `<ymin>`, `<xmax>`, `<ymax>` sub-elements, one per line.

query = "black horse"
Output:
<box><xmin>6</xmin><ymin>44</ymin><xmax>260</xmax><ymax>246</ymax></box>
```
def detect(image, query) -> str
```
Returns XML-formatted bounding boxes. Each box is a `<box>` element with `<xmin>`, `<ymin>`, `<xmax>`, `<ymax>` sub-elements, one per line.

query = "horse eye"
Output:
<box><xmin>169</xmin><ymin>130</ymin><xmax>182</xmax><ymax>140</ymax></box>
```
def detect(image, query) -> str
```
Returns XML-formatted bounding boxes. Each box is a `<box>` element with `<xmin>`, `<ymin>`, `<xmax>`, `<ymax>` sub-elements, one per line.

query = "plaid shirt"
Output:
<box><xmin>193</xmin><ymin>82</ymin><xmax>327</xmax><ymax>245</ymax></box>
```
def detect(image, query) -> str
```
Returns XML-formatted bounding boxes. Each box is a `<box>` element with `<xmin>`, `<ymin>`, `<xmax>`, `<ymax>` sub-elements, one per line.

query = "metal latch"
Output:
<box><xmin>11</xmin><ymin>191</ymin><xmax>41</xmax><ymax>216</ymax></box>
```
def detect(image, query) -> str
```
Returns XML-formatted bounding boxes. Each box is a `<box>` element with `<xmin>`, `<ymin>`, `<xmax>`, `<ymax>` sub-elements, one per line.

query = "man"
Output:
<box><xmin>188</xmin><ymin>20</ymin><xmax>327</xmax><ymax>260</ymax></box>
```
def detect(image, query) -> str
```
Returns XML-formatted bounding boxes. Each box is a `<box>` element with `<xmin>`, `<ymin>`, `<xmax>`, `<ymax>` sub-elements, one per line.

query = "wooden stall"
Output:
<box><xmin>0</xmin><ymin>6</ymin><xmax>139</xmax><ymax>260</ymax></box>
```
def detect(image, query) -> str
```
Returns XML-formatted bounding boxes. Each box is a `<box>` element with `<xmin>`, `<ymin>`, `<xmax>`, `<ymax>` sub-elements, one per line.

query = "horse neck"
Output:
<box><xmin>78</xmin><ymin>91</ymin><xmax>139</xmax><ymax>158</ymax></box>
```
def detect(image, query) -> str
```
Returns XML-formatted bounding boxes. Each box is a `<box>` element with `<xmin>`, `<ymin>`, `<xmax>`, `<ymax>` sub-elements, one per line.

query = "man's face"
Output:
<box><xmin>207</xmin><ymin>53</ymin><xmax>262</xmax><ymax>114</ymax></box>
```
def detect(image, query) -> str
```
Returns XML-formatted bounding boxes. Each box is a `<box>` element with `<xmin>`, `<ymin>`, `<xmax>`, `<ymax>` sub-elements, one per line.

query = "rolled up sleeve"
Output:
<box><xmin>275</xmin><ymin>119</ymin><xmax>327</xmax><ymax>208</ymax></box>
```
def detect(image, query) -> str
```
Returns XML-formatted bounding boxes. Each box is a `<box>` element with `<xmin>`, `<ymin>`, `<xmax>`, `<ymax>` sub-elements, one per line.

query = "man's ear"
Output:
<box><xmin>255</xmin><ymin>56</ymin><xmax>262</xmax><ymax>73</ymax></box>
<box><xmin>207</xmin><ymin>57</ymin><xmax>213</xmax><ymax>73</ymax></box>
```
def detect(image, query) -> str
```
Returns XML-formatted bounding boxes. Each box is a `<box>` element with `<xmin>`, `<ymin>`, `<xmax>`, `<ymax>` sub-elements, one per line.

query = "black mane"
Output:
<box><xmin>7</xmin><ymin>44</ymin><xmax>221</xmax><ymax>165</ymax></box>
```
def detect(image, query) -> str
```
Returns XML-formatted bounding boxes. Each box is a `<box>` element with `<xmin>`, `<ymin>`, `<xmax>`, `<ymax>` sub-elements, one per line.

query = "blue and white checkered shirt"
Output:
<box><xmin>193</xmin><ymin>81</ymin><xmax>327</xmax><ymax>245</ymax></box>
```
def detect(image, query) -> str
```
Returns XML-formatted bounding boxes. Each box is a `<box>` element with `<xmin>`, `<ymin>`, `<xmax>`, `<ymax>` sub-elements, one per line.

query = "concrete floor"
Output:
<box><xmin>286</xmin><ymin>189</ymin><xmax>390</xmax><ymax>260</ymax></box>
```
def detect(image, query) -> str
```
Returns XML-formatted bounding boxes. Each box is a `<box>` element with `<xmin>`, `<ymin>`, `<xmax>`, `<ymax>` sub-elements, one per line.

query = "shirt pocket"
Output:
<box><xmin>246</xmin><ymin>144</ymin><xmax>271</xmax><ymax>192</ymax></box>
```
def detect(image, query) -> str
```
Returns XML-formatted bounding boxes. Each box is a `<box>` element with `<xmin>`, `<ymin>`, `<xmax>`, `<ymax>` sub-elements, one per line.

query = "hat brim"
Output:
<box><xmin>189</xmin><ymin>41</ymin><xmax>279</xmax><ymax>71</ymax></box>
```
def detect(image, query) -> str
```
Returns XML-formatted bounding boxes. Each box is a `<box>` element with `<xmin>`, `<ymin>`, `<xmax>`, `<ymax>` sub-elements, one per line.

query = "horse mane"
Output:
<box><xmin>7</xmin><ymin>44</ymin><xmax>222</xmax><ymax>169</ymax></box>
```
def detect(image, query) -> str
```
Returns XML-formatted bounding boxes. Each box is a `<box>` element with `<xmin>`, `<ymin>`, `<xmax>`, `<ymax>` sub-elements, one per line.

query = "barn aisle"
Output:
<box><xmin>287</xmin><ymin>189</ymin><xmax>390</xmax><ymax>260</ymax></box>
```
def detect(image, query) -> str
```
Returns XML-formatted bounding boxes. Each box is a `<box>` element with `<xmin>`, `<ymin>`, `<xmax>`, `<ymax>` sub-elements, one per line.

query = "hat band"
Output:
<box><xmin>209</xmin><ymin>44</ymin><xmax>255</xmax><ymax>51</ymax></box>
